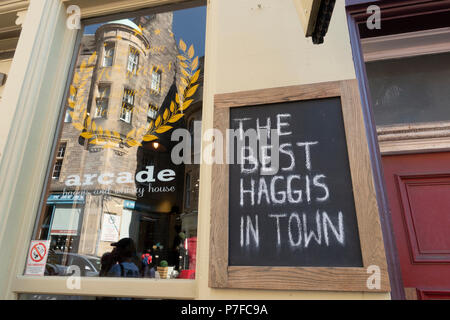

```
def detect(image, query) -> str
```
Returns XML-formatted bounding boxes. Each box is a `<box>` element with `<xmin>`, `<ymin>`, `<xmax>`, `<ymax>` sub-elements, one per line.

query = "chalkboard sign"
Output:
<box><xmin>209</xmin><ymin>81</ymin><xmax>390</xmax><ymax>292</ymax></box>
<box><xmin>228</xmin><ymin>97</ymin><xmax>363</xmax><ymax>267</ymax></box>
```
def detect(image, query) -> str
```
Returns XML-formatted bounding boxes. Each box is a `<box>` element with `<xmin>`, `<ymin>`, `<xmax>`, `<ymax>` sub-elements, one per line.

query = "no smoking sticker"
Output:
<box><xmin>25</xmin><ymin>240</ymin><xmax>50</xmax><ymax>276</ymax></box>
<box><xmin>30</xmin><ymin>242</ymin><xmax>47</xmax><ymax>262</ymax></box>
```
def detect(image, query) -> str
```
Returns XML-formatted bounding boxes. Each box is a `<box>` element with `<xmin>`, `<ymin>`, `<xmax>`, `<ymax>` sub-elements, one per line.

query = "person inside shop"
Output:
<box><xmin>106</xmin><ymin>238</ymin><xmax>140</xmax><ymax>278</ymax></box>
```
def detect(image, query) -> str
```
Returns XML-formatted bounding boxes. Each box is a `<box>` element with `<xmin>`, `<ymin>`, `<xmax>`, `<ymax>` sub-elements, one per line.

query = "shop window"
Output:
<box><xmin>28</xmin><ymin>5</ymin><xmax>206</xmax><ymax>288</ymax></box>
<box><xmin>127</xmin><ymin>47</ymin><xmax>139</xmax><ymax>74</ymax></box>
<box><xmin>103</xmin><ymin>42</ymin><xmax>115</xmax><ymax>67</ymax></box>
<box><xmin>151</xmin><ymin>70</ymin><xmax>161</xmax><ymax>92</ymax></box>
<box><xmin>366</xmin><ymin>52</ymin><xmax>450</xmax><ymax>126</ymax></box>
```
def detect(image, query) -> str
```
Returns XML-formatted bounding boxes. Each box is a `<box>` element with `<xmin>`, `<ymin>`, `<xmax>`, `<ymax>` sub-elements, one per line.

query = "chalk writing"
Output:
<box><xmin>229</xmin><ymin>98</ymin><xmax>363</xmax><ymax>267</ymax></box>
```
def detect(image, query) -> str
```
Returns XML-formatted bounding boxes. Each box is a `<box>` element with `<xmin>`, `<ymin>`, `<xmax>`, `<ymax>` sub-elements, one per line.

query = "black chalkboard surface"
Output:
<box><xmin>228</xmin><ymin>97</ymin><xmax>363</xmax><ymax>267</ymax></box>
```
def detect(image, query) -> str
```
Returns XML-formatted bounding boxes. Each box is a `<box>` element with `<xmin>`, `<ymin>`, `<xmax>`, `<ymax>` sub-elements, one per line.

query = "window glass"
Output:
<box><xmin>366</xmin><ymin>52</ymin><xmax>450</xmax><ymax>126</ymax></box>
<box><xmin>29</xmin><ymin>6</ymin><xmax>206</xmax><ymax>282</ymax></box>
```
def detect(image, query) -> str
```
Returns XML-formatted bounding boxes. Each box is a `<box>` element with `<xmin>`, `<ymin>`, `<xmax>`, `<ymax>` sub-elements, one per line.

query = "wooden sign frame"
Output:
<box><xmin>209</xmin><ymin>80</ymin><xmax>390</xmax><ymax>292</ymax></box>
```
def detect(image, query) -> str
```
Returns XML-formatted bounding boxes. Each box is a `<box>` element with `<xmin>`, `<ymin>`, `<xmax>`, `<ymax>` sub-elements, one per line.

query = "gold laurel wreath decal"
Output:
<box><xmin>67</xmin><ymin>37</ymin><xmax>200</xmax><ymax>149</ymax></box>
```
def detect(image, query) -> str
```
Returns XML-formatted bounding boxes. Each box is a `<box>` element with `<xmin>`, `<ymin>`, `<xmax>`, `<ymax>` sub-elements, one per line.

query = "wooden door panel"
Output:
<box><xmin>396</xmin><ymin>174</ymin><xmax>450</xmax><ymax>263</ymax></box>
<box><xmin>382</xmin><ymin>152</ymin><xmax>450</xmax><ymax>295</ymax></box>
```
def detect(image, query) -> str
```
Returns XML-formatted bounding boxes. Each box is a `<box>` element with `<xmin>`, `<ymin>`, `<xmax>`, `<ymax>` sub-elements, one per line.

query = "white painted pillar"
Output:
<box><xmin>0</xmin><ymin>0</ymin><xmax>77</xmax><ymax>299</ymax></box>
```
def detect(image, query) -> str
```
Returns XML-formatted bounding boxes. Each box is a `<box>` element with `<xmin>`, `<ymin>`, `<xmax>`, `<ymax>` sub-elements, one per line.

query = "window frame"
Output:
<box><xmin>4</xmin><ymin>0</ymin><xmax>207</xmax><ymax>300</ymax></box>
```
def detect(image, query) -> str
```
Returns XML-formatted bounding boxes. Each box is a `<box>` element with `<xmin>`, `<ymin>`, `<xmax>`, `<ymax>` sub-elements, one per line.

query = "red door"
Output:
<box><xmin>382</xmin><ymin>152</ymin><xmax>450</xmax><ymax>300</ymax></box>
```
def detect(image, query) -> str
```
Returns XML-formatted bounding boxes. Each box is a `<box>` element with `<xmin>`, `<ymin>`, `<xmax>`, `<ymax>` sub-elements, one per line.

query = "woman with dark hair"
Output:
<box><xmin>99</xmin><ymin>250</ymin><xmax>116</xmax><ymax>277</ymax></box>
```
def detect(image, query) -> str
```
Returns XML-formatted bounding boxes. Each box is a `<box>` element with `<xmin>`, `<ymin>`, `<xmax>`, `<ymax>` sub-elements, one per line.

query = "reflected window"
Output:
<box><xmin>127</xmin><ymin>47</ymin><xmax>139</xmax><ymax>74</ymax></box>
<box><xmin>147</xmin><ymin>104</ymin><xmax>158</xmax><ymax>125</ymax></box>
<box><xmin>52</xmin><ymin>142</ymin><xmax>66</xmax><ymax>180</ymax></box>
<box><xmin>64</xmin><ymin>110</ymin><xmax>72</xmax><ymax>123</ymax></box>
<box><xmin>29</xmin><ymin>5</ymin><xmax>206</xmax><ymax>284</ymax></box>
<box><xmin>95</xmin><ymin>85</ymin><xmax>110</xmax><ymax>118</ymax></box>
<box><xmin>69</xmin><ymin>87</ymin><xmax>77</xmax><ymax>102</ymax></box>
<box><xmin>151</xmin><ymin>70</ymin><xmax>161</xmax><ymax>92</ymax></box>
<box><xmin>120</xmin><ymin>89</ymin><xmax>134</xmax><ymax>123</ymax></box>
<box><xmin>52</xmin><ymin>160</ymin><xmax>63</xmax><ymax>180</ymax></box>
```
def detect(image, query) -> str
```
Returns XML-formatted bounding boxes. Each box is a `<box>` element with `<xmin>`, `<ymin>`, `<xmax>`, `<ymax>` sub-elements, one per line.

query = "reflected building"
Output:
<box><xmin>38</xmin><ymin>13</ymin><xmax>202</xmax><ymax>270</ymax></box>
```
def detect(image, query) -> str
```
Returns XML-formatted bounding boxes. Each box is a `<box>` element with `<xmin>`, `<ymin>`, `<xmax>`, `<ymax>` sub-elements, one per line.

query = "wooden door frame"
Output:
<box><xmin>345</xmin><ymin>0</ymin><xmax>450</xmax><ymax>300</ymax></box>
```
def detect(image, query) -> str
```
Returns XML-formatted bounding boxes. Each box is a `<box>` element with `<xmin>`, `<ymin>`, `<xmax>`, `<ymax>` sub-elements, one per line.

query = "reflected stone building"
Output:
<box><xmin>39</xmin><ymin>13</ymin><xmax>202</xmax><ymax>268</ymax></box>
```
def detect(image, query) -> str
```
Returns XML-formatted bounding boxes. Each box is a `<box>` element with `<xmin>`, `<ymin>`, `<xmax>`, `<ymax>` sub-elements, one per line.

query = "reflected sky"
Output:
<box><xmin>83</xmin><ymin>6</ymin><xmax>206</xmax><ymax>57</ymax></box>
